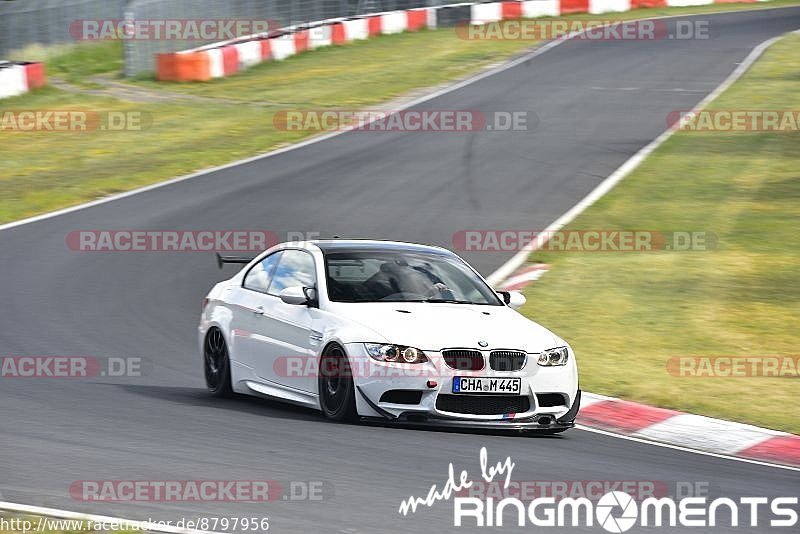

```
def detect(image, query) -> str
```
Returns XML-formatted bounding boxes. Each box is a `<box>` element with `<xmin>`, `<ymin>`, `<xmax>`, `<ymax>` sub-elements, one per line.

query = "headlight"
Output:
<box><xmin>365</xmin><ymin>344</ymin><xmax>428</xmax><ymax>364</ymax></box>
<box><xmin>538</xmin><ymin>347</ymin><xmax>569</xmax><ymax>366</ymax></box>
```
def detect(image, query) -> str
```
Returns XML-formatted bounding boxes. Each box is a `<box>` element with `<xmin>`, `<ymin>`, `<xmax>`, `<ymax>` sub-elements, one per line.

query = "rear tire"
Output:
<box><xmin>204</xmin><ymin>328</ymin><xmax>232</xmax><ymax>397</ymax></box>
<box><xmin>318</xmin><ymin>343</ymin><xmax>357</xmax><ymax>422</ymax></box>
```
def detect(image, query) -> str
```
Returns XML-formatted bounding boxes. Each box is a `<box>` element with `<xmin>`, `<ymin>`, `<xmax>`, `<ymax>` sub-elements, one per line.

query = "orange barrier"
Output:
<box><xmin>331</xmin><ymin>22</ymin><xmax>347</xmax><ymax>45</ymax></box>
<box><xmin>367</xmin><ymin>16</ymin><xmax>383</xmax><ymax>37</ymax></box>
<box><xmin>22</xmin><ymin>62</ymin><xmax>46</xmax><ymax>89</ymax></box>
<box><xmin>406</xmin><ymin>9</ymin><xmax>428</xmax><ymax>31</ymax></box>
<box><xmin>221</xmin><ymin>46</ymin><xmax>238</xmax><ymax>76</ymax></box>
<box><xmin>260</xmin><ymin>39</ymin><xmax>272</xmax><ymax>61</ymax></box>
<box><xmin>559</xmin><ymin>0</ymin><xmax>590</xmax><ymax>13</ymax></box>
<box><xmin>294</xmin><ymin>29</ymin><xmax>310</xmax><ymax>53</ymax></box>
<box><xmin>156</xmin><ymin>52</ymin><xmax>211</xmax><ymax>82</ymax></box>
<box><xmin>501</xmin><ymin>1</ymin><xmax>524</xmax><ymax>19</ymax></box>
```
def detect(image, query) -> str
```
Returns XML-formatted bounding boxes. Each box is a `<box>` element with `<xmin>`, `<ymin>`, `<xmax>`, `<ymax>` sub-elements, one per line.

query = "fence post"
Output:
<box><xmin>123</xmin><ymin>2</ymin><xmax>135</xmax><ymax>77</ymax></box>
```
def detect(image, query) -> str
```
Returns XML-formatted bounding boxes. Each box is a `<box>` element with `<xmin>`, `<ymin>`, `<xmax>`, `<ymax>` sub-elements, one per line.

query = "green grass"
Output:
<box><xmin>47</xmin><ymin>41</ymin><xmax>124</xmax><ymax>85</ymax></box>
<box><xmin>133</xmin><ymin>29</ymin><xmax>532</xmax><ymax>105</ymax></box>
<box><xmin>519</xmin><ymin>32</ymin><xmax>800</xmax><ymax>434</ymax></box>
<box><xmin>0</xmin><ymin>28</ymin><xmax>536</xmax><ymax>223</ymax></box>
<box><xmin>1</xmin><ymin>1</ymin><xmax>799</xmax><ymax>224</ymax></box>
<box><xmin>9</xmin><ymin>41</ymin><xmax>124</xmax><ymax>86</ymax></box>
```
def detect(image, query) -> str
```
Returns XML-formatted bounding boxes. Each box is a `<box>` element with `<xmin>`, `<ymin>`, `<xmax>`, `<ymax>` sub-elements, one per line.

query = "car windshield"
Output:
<box><xmin>324</xmin><ymin>249</ymin><xmax>503</xmax><ymax>305</ymax></box>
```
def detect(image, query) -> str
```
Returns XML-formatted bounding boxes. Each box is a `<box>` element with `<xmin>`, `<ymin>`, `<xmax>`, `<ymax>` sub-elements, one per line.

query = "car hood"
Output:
<box><xmin>328</xmin><ymin>301</ymin><xmax>561</xmax><ymax>353</ymax></box>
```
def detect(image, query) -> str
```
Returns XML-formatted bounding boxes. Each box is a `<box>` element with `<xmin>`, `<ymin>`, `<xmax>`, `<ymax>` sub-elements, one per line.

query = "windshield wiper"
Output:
<box><xmin>425</xmin><ymin>298</ymin><xmax>475</xmax><ymax>304</ymax></box>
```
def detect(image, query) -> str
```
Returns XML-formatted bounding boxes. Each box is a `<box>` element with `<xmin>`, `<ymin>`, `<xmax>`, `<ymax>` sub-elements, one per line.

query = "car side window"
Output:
<box><xmin>268</xmin><ymin>250</ymin><xmax>316</xmax><ymax>296</ymax></box>
<box><xmin>243</xmin><ymin>252</ymin><xmax>282</xmax><ymax>293</ymax></box>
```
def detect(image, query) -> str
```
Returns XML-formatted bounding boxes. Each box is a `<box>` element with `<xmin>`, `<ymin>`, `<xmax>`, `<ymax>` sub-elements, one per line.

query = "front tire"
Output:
<box><xmin>204</xmin><ymin>328</ymin><xmax>232</xmax><ymax>397</ymax></box>
<box><xmin>318</xmin><ymin>344</ymin><xmax>357</xmax><ymax>422</ymax></box>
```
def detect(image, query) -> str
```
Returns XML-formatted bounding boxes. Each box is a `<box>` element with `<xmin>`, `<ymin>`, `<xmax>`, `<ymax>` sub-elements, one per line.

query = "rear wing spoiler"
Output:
<box><xmin>216</xmin><ymin>253</ymin><xmax>255</xmax><ymax>270</ymax></box>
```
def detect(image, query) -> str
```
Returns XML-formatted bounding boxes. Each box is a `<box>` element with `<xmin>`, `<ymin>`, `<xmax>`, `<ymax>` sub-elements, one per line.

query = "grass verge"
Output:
<box><xmin>1</xmin><ymin>1</ymin><xmax>799</xmax><ymax>224</ymax></box>
<box><xmin>519</xmin><ymin>32</ymin><xmax>800</xmax><ymax>434</ymax></box>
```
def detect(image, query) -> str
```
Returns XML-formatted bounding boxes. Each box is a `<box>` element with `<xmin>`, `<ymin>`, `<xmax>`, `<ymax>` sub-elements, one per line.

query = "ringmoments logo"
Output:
<box><xmin>398</xmin><ymin>448</ymin><xmax>799</xmax><ymax>531</ymax></box>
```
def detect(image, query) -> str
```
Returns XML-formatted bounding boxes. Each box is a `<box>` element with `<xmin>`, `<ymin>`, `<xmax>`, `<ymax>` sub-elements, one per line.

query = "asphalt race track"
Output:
<box><xmin>1</xmin><ymin>8</ymin><xmax>799</xmax><ymax>533</ymax></box>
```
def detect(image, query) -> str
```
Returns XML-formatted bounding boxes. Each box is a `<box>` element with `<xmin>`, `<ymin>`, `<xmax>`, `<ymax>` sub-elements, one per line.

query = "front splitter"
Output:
<box><xmin>361</xmin><ymin>414</ymin><xmax>575</xmax><ymax>432</ymax></box>
<box><xmin>355</xmin><ymin>385</ymin><xmax>577</xmax><ymax>432</ymax></box>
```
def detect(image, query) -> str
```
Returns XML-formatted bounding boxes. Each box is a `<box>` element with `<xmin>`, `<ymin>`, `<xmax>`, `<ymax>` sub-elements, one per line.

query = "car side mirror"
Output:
<box><xmin>498</xmin><ymin>290</ymin><xmax>526</xmax><ymax>310</ymax></box>
<box><xmin>279</xmin><ymin>286</ymin><xmax>310</xmax><ymax>305</ymax></box>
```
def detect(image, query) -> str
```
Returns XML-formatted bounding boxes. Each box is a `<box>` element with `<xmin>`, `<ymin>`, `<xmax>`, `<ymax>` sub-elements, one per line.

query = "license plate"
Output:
<box><xmin>452</xmin><ymin>377</ymin><xmax>521</xmax><ymax>395</ymax></box>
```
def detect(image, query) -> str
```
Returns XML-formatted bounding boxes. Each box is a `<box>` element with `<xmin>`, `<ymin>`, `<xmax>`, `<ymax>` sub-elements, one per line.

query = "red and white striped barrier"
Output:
<box><xmin>523</xmin><ymin>0</ymin><xmax>561</xmax><ymax>17</ymax></box>
<box><xmin>156</xmin><ymin>8</ymin><xmax>439</xmax><ymax>81</ymax></box>
<box><xmin>343</xmin><ymin>18</ymin><xmax>370</xmax><ymax>41</ymax></box>
<box><xmin>580</xmin><ymin>392</ymin><xmax>800</xmax><ymax>467</ymax></box>
<box><xmin>0</xmin><ymin>61</ymin><xmax>46</xmax><ymax>99</ymax></box>
<box><xmin>156</xmin><ymin>0</ymin><xmax>771</xmax><ymax>82</ymax></box>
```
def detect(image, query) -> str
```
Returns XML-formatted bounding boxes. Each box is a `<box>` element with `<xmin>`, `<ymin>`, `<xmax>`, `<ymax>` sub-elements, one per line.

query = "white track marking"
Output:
<box><xmin>0</xmin><ymin>501</ymin><xmax>224</xmax><ymax>534</ymax></box>
<box><xmin>0</xmin><ymin>6</ymin><xmax>796</xmax><ymax>234</ymax></box>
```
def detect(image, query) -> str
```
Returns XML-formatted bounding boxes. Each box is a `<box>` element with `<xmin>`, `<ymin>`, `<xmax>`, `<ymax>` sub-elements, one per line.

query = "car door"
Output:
<box><xmin>250</xmin><ymin>249</ymin><xmax>319</xmax><ymax>393</ymax></box>
<box><xmin>229</xmin><ymin>251</ymin><xmax>283</xmax><ymax>374</ymax></box>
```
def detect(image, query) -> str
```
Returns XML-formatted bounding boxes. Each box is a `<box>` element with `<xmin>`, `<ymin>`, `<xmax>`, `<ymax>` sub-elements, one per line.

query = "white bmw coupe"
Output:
<box><xmin>199</xmin><ymin>240</ymin><xmax>580</xmax><ymax>432</ymax></box>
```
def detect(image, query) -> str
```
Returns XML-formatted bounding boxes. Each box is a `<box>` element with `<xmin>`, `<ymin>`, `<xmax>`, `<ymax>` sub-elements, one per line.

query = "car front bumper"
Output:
<box><xmin>344</xmin><ymin>343</ymin><xmax>580</xmax><ymax>429</ymax></box>
<box><xmin>360</xmin><ymin>388</ymin><xmax>581</xmax><ymax>432</ymax></box>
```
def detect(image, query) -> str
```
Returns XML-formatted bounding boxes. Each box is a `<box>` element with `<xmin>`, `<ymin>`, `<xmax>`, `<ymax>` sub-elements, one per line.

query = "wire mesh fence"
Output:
<box><xmin>123</xmin><ymin>0</ymin><xmax>440</xmax><ymax>76</ymax></box>
<box><xmin>0</xmin><ymin>0</ymin><xmax>126</xmax><ymax>58</ymax></box>
<box><xmin>0</xmin><ymin>0</ymin><xmax>454</xmax><ymax>76</ymax></box>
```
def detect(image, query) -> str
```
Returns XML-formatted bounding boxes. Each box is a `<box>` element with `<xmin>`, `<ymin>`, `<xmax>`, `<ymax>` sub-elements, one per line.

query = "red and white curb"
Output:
<box><xmin>579</xmin><ymin>393</ymin><xmax>800</xmax><ymax>467</ymax></box>
<box><xmin>497</xmin><ymin>264</ymin><xmax>800</xmax><ymax>469</ymax></box>
<box><xmin>0</xmin><ymin>61</ymin><xmax>46</xmax><ymax>99</ymax></box>
<box><xmin>496</xmin><ymin>265</ymin><xmax>799</xmax><ymax>469</ymax></box>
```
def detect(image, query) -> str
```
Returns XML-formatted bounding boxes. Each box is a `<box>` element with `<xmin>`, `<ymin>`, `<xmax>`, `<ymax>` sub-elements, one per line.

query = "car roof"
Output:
<box><xmin>309</xmin><ymin>239</ymin><xmax>453</xmax><ymax>255</ymax></box>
